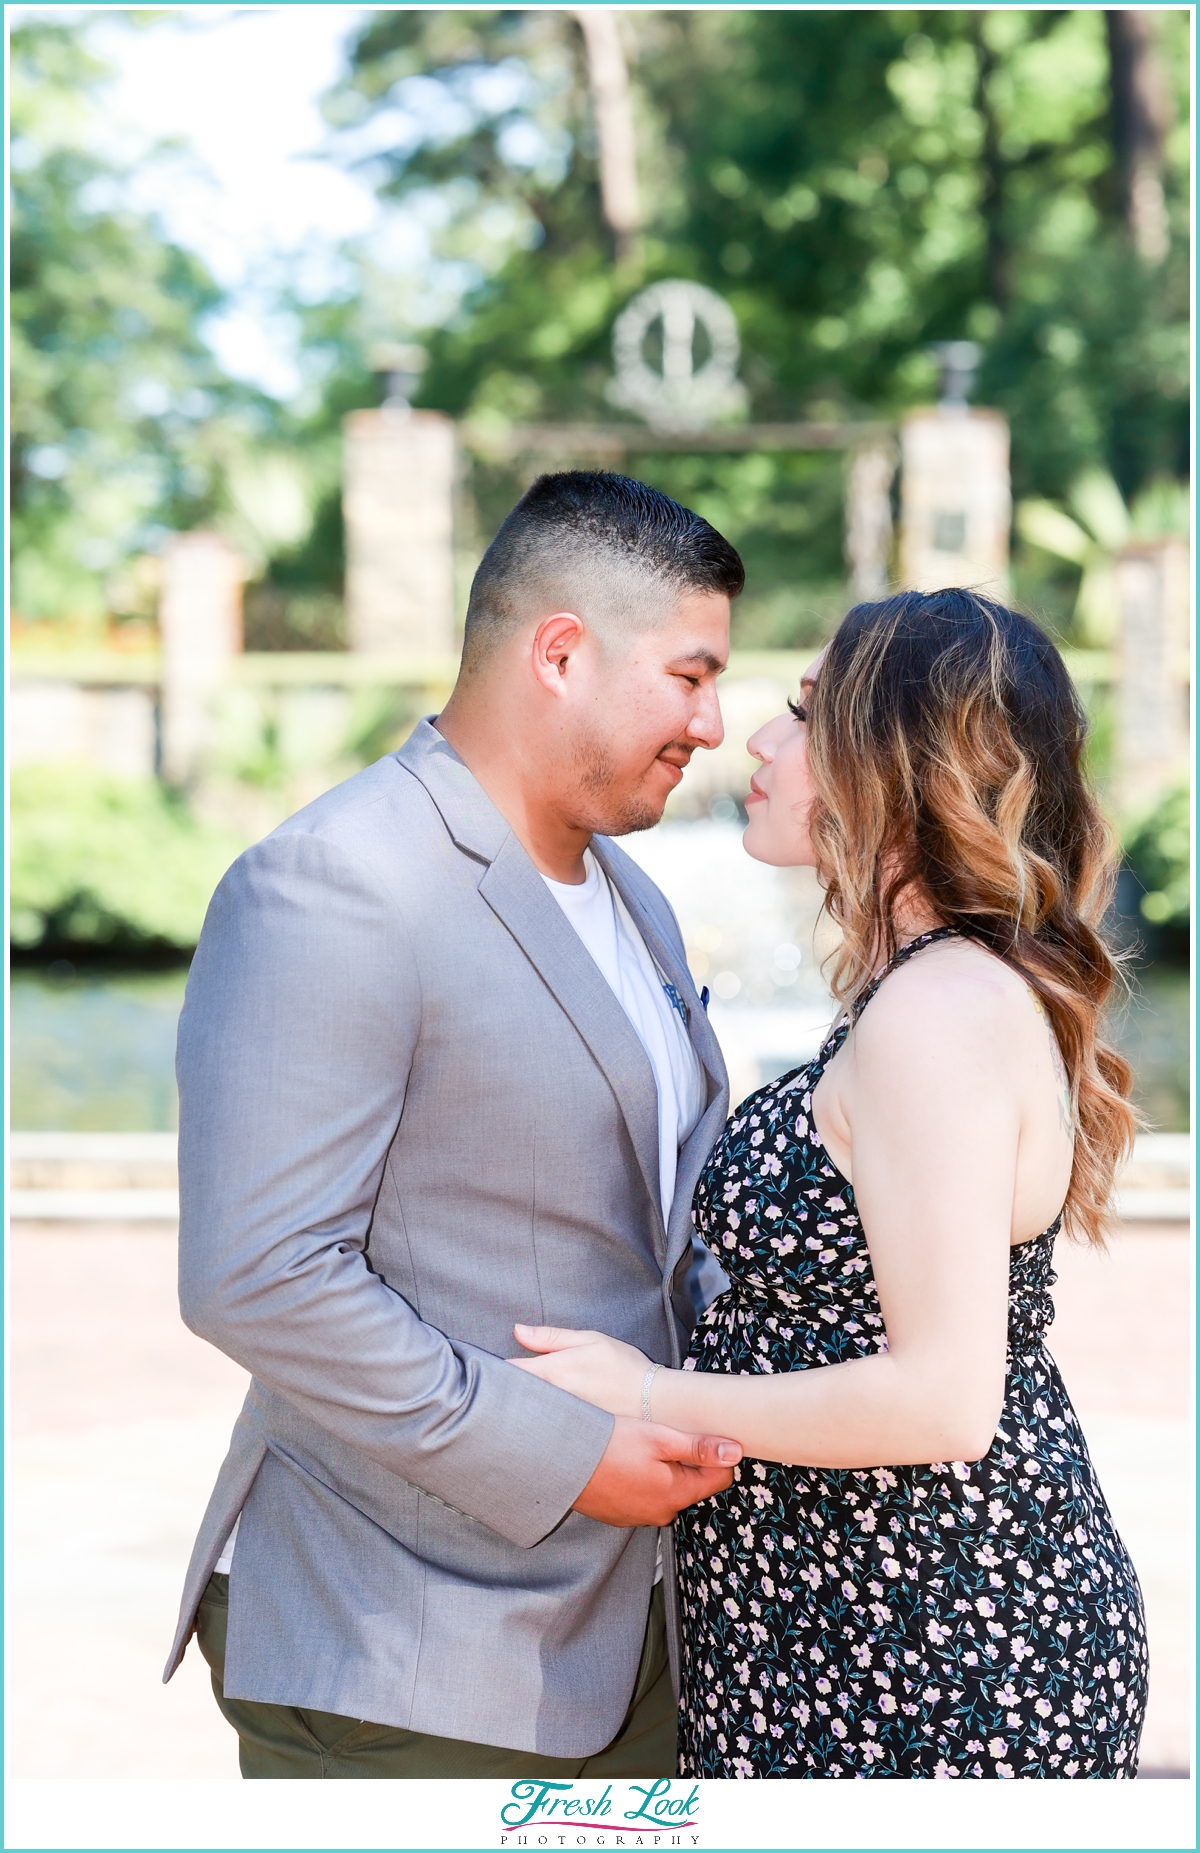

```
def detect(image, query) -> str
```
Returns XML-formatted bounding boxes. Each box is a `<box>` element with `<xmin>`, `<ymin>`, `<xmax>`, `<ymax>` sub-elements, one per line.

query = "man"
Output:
<box><xmin>164</xmin><ymin>470</ymin><xmax>744</xmax><ymax>1778</ymax></box>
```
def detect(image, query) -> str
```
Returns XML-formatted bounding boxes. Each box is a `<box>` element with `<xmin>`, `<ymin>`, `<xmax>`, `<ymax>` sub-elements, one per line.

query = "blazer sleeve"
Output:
<box><xmin>176</xmin><ymin>829</ymin><xmax>613</xmax><ymax>1549</ymax></box>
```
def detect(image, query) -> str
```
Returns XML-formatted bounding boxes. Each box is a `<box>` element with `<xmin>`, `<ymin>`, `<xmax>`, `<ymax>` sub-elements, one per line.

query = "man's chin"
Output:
<box><xmin>572</xmin><ymin>755</ymin><xmax>689</xmax><ymax>838</ymax></box>
<box><xmin>603</xmin><ymin>804</ymin><xmax>665</xmax><ymax>838</ymax></box>
<box><xmin>619</xmin><ymin>759</ymin><xmax>696</xmax><ymax>834</ymax></box>
<box><xmin>579</xmin><ymin>785</ymin><xmax>672</xmax><ymax>839</ymax></box>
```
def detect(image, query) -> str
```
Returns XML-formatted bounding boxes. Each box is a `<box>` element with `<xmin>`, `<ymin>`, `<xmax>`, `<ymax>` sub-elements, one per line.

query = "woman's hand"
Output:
<box><xmin>510</xmin><ymin>1324</ymin><xmax>651</xmax><ymax>1419</ymax></box>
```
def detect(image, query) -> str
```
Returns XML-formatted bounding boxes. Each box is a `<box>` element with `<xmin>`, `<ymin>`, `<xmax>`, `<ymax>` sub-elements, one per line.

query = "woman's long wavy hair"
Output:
<box><xmin>806</xmin><ymin>588</ymin><xmax>1137</xmax><ymax>1246</ymax></box>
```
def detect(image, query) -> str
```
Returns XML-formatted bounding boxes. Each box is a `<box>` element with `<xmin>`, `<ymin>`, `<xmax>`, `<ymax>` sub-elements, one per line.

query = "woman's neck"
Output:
<box><xmin>875</xmin><ymin>893</ymin><xmax>945</xmax><ymax>973</ymax></box>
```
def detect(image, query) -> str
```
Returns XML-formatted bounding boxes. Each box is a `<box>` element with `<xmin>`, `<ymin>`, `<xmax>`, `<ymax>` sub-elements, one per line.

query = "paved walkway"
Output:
<box><xmin>8</xmin><ymin>1220</ymin><xmax>1191</xmax><ymax>1779</ymax></box>
<box><xmin>10</xmin><ymin>1225</ymin><xmax>246</xmax><ymax>1777</ymax></box>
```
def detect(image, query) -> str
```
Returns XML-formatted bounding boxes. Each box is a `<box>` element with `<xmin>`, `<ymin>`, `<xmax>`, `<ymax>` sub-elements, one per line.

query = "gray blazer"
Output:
<box><xmin>163</xmin><ymin>719</ymin><xmax>730</xmax><ymax>1756</ymax></box>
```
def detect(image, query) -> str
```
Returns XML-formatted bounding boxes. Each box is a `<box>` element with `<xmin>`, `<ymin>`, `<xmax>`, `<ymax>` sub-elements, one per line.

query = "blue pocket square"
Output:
<box><xmin>662</xmin><ymin>981</ymin><xmax>689</xmax><ymax>1025</ymax></box>
<box><xmin>700</xmin><ymin>986</ymin><xmax>710</xmax><ymax>1012</ymax></box>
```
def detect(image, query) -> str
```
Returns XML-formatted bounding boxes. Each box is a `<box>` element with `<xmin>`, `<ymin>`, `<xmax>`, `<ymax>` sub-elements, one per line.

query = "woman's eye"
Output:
<box><xmin>787</xmin><ymin>700</ymin><xmax>807</xmax><ymax>723</ymax></box>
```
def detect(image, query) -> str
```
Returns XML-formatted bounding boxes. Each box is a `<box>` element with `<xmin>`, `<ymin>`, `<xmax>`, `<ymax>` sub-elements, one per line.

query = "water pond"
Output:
<box><xmin>10</xmin><ymin>959</ymin><xmax>1188</xmax><ymax>1136</ymax></box>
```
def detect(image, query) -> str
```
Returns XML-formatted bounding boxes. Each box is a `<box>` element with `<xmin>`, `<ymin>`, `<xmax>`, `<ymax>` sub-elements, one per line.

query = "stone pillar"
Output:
<box><xmin>343</xmin><ymin>409</ymin><xmax>458</xmax><ymax>655</ymax></box>
<box><xmin>1114</xmin><ymin>537</ymin><xmax>1190</xmax><ymax>816</ymax></box>
<box><xmin>899</xmin><ymin>408</ymin><xmax>1011</xmax><ymax>595</ymax></box>
<box><xmin>844</xmin><ymin>441</ymin><xmax>896</xmax><ymax>601</ymax></box>
<box><xmin>158</xmin><ymin>532</ymin><xmax>244</xmax><ymax>787</ymax></box>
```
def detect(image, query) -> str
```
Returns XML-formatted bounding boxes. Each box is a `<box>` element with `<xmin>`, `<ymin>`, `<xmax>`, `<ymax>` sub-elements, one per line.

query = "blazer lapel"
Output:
<box><xmin>593</xmin><ymin>838</ymin><xmax>726</xmax><ymax>1096</ymax></box>
<box><xmin>478</xmin><ymin>835</ymin><xmax>666</xmax><ymax>1253</ymax></box>
<box><xmin>397</xmin><ymin>722</ymin><xmax>721</xmax><ymax>1272</ymax></box>
<box><xmin>667</xmin><ymin>1091</ymin><xmax>731</xmax><ymax>1284</ymax></box>
<box><xmin>593</xmin><ymin>838</ymin><xmax>731</xmax><ymax>1280</ymax></box>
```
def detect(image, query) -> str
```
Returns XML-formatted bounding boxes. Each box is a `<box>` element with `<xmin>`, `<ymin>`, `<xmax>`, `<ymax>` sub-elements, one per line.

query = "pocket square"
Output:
<box><xmin>661</xmin><ymin>980</ymin><xmax>689</xmax><ymax>1025</ymax></box>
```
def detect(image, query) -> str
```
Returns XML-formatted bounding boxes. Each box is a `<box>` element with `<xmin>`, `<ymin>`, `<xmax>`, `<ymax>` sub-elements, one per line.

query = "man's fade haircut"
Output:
<box><xmin>462</xmin><ymin>470</ymin><xmax>745</xmax><ymax>665</ymax></box>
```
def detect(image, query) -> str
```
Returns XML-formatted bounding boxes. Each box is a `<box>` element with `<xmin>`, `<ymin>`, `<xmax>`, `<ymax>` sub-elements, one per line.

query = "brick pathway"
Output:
<box><xmin>1043</xmin><ymin>1226</ymin><xmax>1193</xmax><ymax>1776</ymax></box>
<box><xmin>9</xmin><ymin>1221</ymin><xmax>1191</xmax><ymax>1778</ymax></box>
<box><xmin>10</xmin><ymin>1225</ymin><xmax>247</xmax><ymax>1778</ymax></box>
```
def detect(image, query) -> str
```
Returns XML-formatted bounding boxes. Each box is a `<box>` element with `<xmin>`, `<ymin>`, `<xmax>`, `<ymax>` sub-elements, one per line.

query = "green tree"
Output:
<box><xmin>1122</xmin><ymin>784</ymin><xmax>1190</xmax><ymax>944</ymax></box>
<box><xmin>10</xmin><ymin>763</ymin><xmax>245</xmax><ymax>952</ymax></box>
<box><xmin>9</xmin><ymin>21</ymin><xmax>279</xmax><ymax>628</ymax></box>
<box><xmin>313</xmin><ymin>8</ymin><xmax>1187</xmax><ymax>642</ymax></box>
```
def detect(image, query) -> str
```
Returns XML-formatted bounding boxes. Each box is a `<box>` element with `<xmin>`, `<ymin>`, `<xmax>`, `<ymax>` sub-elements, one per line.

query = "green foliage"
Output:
<box><xmin>10</xmin><ymin>765</ymin><xmax>246</xmax><ymax>952</ymax></box>
<box><xmin>340</xmin><ymin>688</ymin><xmax>431</xmax><ymax>767</ymax></box>
<box><xmin>1123</xmin><ymin>786</ymin><xmax>1190</xmax><ymax>933</ymax></box>
<box><xmin>9</xmin><ymin>21</ymin><xmax>287</xmax><ymax>626</ymax></box>
<box><xmin>11</xmin><ymin>11</ymin><xmax>1190</xmax><ymax>649</ymax></box>
<box><xmin>315</xmin><ymin>7</ymin><xmax>1188</xmax><ymax>638</ymax></box>
<box><xmin>1016</xmin><ymin>471</ymin><xmax>1190</xmax><ymax>645</ymax></box>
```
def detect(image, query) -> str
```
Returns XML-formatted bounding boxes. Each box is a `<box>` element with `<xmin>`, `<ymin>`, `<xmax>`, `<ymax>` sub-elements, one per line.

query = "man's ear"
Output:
<box><xmin>531</xmin><ymin>612</ymin><xmax>585</xmax><ymax>692</ymax></box>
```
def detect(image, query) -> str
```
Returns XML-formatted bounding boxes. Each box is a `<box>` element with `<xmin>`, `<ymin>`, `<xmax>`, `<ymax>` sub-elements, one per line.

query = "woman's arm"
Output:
<box><xmin>514</xmin><ymin>967</ymin><xmax>1021</xmax><ymax>1469</ymax></box>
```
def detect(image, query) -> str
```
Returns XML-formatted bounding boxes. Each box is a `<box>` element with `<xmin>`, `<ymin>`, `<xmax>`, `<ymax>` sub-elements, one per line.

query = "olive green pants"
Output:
<box><xmin>196</xmin><ymin>1573</ymin><xmax>676</xmax><ymax>1779</ymax></box>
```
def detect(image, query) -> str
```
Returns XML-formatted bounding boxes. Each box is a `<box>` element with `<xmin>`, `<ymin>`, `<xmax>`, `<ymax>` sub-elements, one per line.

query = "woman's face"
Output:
<box><xmin>742</xmin><ymin>651</ymin><xmax>823</xmax><ymax>868</ymax></box>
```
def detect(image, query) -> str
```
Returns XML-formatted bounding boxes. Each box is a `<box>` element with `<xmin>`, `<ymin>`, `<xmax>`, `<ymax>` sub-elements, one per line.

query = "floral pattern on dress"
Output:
<box><xmin>676</xmin><ymin>930</ymin><xmax>1148</xmax><ymax>1779</ymax></box>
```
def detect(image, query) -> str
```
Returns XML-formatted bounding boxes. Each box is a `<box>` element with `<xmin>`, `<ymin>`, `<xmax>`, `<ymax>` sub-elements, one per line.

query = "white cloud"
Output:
<box><xmin>15</xmin><ymin>5</ymin><xmax>513</xmax><ymax>399</ymax></box>
<box><xmin>78</xmin><ymin>6</ymin><xmax>385</xmax><ymax>395</ymax></box>
<box><xmin>91</xmin><ymin>8</ymin><xmax>377</xmax><ymax>262</ymax></box>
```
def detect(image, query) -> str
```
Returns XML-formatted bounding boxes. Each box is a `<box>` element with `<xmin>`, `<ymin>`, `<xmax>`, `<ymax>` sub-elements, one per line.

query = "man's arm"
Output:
<box><xmin>177</xmin><ymin>829</ymin><xmax>618</xmax><ymax>1549</ymax></box>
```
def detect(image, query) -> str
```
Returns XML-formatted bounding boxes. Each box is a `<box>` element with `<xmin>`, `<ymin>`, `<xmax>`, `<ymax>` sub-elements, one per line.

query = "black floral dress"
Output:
<box><xmin>676</xmin><ymin>930</ymin><xmax>1148</xmax><ymax>1779</ymax></box>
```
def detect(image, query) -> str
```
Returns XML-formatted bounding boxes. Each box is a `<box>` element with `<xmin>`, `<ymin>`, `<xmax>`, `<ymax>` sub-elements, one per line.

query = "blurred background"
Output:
<box><xmin>8</xmin><ymin>4</ymin><xmax>1191</xmax><ymax>1783</ymax></box>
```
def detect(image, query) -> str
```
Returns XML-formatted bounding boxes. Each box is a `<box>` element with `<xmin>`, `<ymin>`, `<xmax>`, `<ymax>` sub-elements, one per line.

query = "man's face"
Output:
<box><xmin>559</xmin><ymin>590</ymin><xmax>730</xmax><ymax>837</ymax></box>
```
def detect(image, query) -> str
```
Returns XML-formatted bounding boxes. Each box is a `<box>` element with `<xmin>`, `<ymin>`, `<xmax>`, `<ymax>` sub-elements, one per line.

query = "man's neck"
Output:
<box><xmin>434</xmin><ymin>705</ymin><xmax>591</xmax><ymax>883</ymax></box>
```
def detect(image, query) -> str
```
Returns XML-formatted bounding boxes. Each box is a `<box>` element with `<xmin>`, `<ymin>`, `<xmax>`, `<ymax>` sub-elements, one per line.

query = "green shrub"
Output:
<box><xmin>1122</xmin><ymin>785</ymin><xmax>1190</xmax><ymax>932</ymax></box>
<box><xmin>10</xmin><ymin>764</ymin><xmax>247</xmax><ymax>952</ymax></box>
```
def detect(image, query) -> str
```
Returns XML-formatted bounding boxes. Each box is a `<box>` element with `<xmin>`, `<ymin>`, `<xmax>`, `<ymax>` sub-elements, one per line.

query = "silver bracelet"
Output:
<box><xmin>640</xmin><ymin>1362</ymin><xmax>661</xmax><ymax>1422</ymax></box>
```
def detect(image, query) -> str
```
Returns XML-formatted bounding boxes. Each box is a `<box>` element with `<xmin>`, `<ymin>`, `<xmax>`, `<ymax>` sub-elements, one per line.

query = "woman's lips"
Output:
<box><xmin>746</xmin><ymin>777</ymin><xmax>767</xmax><ymax>804</ymax></box>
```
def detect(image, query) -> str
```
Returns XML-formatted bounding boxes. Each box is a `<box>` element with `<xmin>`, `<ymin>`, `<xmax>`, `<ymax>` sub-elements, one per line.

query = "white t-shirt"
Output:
<box><xmin>541</xmin><ymin>849</ymin><xmax>707</xmax><ymax>1227</ymax></box>
<box><xmin>543</xmin><ymin>847</ymin><xmax>707</xmax><ymax>1589</ymax></box>
<box><xmin>215</xmin><ymin>847</ymin><xmax>704</xmax><ymax>1580</ymax></box>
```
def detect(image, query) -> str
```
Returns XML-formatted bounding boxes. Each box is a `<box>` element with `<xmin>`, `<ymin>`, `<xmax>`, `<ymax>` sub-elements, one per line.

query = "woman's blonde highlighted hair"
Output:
<box><xmin>806</xmin><ymin>589</ymin><xmax>1137</xmax><ymax>1246</ymax></box>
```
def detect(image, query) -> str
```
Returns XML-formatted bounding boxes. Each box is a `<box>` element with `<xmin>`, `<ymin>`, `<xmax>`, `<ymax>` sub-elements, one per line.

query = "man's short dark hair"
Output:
<box><xmin>462</xmin><ymin>470</ymin><xmax>744</xmax><ymax>663</ymax></box>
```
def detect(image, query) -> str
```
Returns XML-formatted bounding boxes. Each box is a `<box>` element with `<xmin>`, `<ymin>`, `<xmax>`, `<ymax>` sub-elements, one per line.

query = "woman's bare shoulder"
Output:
<box><xmin>851</xmin><ymin>935</ymin><xmax>1037</xmax><ymax>1063</ymax></box>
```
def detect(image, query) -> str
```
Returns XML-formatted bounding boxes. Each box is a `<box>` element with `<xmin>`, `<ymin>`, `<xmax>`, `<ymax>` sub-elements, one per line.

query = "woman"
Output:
<box><xmin>513</xmin><ymin>590</ymin><xmax>1148</xmax><ymax>1779</ymax></box>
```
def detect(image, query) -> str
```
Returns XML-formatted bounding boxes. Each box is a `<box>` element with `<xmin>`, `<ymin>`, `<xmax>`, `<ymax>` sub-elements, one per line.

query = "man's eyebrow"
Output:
<box><xmin>669</xmin><ymin>650</ymin><xmax>727</xmax><ymax>674</ymax></box>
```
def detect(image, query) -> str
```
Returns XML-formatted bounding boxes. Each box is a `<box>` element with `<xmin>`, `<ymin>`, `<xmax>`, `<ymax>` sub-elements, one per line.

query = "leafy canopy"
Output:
<box><xmin>10</xmin><ymin>21</ymin><xmax>289</xmax><ymax>627</ymax></box>
<box><xmin>318</xmin><ymin>8</ymin><xmax>1188</xmax><ymax>640</ymax></box>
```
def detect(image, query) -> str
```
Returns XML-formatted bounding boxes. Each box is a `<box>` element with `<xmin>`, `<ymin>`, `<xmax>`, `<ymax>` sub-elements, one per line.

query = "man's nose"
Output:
<box><xmin>687</xmin><ymin>684</ymin><xmax>725</xmax><ymax>751</ymax></box>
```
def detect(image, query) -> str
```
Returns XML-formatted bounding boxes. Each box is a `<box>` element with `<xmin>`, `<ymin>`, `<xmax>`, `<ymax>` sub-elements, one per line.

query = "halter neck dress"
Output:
<box><xmin>676</xmin><ymin>929</ymin><xmax>1148</xmax><ymax>1779</ymax></box>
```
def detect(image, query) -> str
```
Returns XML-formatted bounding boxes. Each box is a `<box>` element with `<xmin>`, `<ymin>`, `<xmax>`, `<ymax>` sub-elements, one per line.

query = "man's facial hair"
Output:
<box><xmin>566</xmin><ymin>727</ymin><xmax>690</xmax><ymax>837</ymax></box>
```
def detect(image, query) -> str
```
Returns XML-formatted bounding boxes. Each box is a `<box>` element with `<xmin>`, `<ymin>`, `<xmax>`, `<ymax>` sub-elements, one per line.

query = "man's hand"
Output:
<box><xmin>572</xmin><ymin>1416</ymin><xmax>742</xmax><ymax>1527</ymax></box>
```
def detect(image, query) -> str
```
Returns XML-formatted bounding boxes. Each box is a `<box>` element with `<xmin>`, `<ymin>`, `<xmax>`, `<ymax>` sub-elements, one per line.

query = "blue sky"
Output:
<box><xmin>98</xmin><ymin>6</ymin><xmax>377</xmax><ymax>397</ymax></box>
<box><xmin>20</xmin><ymin>6</ymin><xmax>409</xmax><ymax>397</ymax></box>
